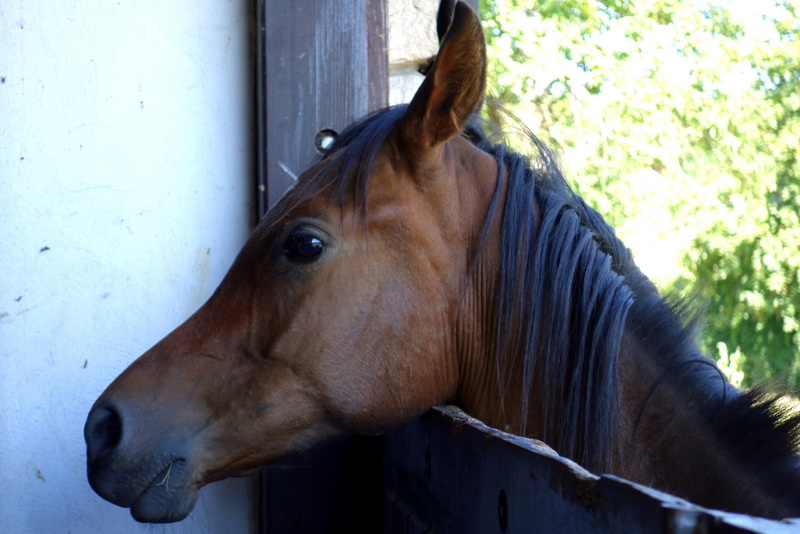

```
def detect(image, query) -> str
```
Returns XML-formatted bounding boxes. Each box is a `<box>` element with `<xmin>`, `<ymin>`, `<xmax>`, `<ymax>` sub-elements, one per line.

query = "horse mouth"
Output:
<box><xmin>128</xmin><ymin>458</ymin><xmax>199</xmax><ymax>523</ymax></box>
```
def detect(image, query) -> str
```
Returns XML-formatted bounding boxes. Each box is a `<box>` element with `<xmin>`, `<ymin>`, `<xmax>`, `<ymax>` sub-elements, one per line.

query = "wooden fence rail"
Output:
<box><xmin>381</xmin><ymin>407</ymin><xmax>800</xmax><ymax>534</ymax></box>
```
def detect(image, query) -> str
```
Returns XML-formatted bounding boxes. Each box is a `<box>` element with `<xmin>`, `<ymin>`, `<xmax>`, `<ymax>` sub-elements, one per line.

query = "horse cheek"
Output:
<box><xmin>319</xmin><ymin>288</ymin><xmax>452</xmax><ymax>434</ymax></box>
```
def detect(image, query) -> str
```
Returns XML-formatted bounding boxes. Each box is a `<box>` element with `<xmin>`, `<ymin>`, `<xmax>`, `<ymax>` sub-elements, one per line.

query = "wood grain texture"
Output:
<box><xmin>257</xmin><ymin>0</ymin><xmax>388</xmax><ymax>212</ymax></box>
<box><xmin>382</xmin><ymin>407</ymin><xmax>800</xmax><ymax>533</ymax></box>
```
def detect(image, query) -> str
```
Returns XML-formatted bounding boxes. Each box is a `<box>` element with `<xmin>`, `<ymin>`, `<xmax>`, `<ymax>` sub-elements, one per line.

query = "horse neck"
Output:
<box><xmin>451</xmin><ymin>153</ymin><xmax>800</xmax><ymax>517</ymax></box>
<box><xmin>450</xmin><ymin>155</ymin><xmax>521</xmax><ymax>432</ymax></box>
<box><xmin>454</xmin><ymin>158</ymin><xmax>630</xmax><ymax>471</ymax></box>
<box><xmin>618</xmin><ymin>296</ymin><xmax>800</xmax><ymax>518</ymax></box>
<box><xmin>453</xmin><ymin>236</ymin><xmax>530</xmax><ymax>434</ymax></box>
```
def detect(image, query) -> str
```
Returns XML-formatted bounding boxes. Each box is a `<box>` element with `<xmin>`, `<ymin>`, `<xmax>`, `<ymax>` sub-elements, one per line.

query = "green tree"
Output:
<box><xmin>480</xmin><ymin>0</ymin><xmax>800</xmax><ymax>387</ymax></box>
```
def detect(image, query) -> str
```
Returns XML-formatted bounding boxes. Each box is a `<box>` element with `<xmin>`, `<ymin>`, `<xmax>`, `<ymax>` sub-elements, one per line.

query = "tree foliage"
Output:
<box><xmin>480</xmin><ymin>0</ymin><xmax>800</xmax><ymax>387</ymax></box>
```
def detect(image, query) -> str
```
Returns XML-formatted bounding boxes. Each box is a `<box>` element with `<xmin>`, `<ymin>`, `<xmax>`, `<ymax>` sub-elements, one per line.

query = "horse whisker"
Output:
<box><xmin>155</xmin><ymin>461</ymin><xmax>174</xmax><ymax>492</ymax></box>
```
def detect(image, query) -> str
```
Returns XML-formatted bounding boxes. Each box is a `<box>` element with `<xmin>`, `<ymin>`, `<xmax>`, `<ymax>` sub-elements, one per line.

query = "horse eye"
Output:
<box><xmin>283</xmin><ymin>231</ymin><xmax>324</xmax><ymax>262</ymax></box>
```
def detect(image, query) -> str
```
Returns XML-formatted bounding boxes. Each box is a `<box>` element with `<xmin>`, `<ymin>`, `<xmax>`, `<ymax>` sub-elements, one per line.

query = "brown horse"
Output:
<box><xmin>85</xmin><ymin>1</ymin><xmax>800</xmax><ymax>524</ymax></box>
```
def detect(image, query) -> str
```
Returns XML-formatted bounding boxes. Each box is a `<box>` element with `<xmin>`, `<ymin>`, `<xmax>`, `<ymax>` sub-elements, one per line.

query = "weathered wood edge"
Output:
<box><xmin>428</xmin><ymin>405</ymin><xmax>800</xmax><ymax>534</ymax></box>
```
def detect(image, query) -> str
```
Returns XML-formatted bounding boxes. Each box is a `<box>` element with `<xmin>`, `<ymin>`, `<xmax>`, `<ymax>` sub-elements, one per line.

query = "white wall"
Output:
<box><xmin>0</xmin><ymin>1</ymin><xmax>256</xmax><ymax>532</ymax></box>
<box><xmin>387</xmin><ymin>0</ymin><xmax>438</xmax><ymax>105</ymax></box>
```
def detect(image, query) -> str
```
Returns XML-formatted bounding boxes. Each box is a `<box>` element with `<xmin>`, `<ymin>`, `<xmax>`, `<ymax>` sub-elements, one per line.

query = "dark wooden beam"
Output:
<box><xmin>256</xmin><ymin>0</ymin><xmax>388</xmax><ymax>214</ymax></box>
<box><xmin>256</xmin><ymin>2</ymin><xmax>388</xmax><ymax>532</ymax></box>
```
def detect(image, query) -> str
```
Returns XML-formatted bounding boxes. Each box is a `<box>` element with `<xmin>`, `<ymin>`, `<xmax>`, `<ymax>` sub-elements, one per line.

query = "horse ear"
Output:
<box><xmin>436</xmin><ymin>0</ymin><xmax>456</xmax><ymax>43</ymax></box>
<box><xmin>397</xmin><ymin>1</ymin><xmax>486</xmax><ymax>151</ymax></box>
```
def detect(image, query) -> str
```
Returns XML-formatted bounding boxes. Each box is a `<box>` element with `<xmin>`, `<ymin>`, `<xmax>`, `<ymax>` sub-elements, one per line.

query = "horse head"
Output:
<box><xmin>85</xmin><ymin>2</ymin><xmax>497</xmax><ymax>522</ymax></box>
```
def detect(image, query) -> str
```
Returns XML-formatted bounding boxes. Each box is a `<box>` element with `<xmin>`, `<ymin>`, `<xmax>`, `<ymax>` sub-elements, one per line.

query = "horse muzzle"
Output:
<box><xmin>84</xmin><ymin>402</ymin><xmax>201</xmax><ymax>523</ymax></box>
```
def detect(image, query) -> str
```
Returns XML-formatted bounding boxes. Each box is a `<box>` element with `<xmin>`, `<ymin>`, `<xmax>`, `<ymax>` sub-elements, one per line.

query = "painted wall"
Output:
<box><xmin>388</xmin><ymin>0</ymin><xmax>438</xmax><ymax>105</ymax></box>
<box><xmin>0</xmin><ymin>1</ymin><xmax>256</xmax><ymax>532</ymax></box>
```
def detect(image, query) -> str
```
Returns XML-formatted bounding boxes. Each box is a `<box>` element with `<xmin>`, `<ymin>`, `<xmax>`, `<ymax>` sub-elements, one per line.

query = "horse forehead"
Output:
<box><xmin>267</xmin><ymin>136</ymin><xmax>488</xmax><ymax>232</ymax></box>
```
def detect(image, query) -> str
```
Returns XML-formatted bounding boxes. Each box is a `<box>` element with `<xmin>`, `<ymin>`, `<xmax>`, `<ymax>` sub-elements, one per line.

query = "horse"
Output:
<box><xmin>84</xmin><ymin>0</ymin><xmax>800</xmax><ymax>524</ymax></box>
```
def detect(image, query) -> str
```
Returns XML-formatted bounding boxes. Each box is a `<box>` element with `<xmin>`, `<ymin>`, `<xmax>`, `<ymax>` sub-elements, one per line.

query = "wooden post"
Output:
<box><xmin>256</xmin><ymin>0</ymin><xmax>388</xmax><ymax>213</ymax></box>
<box><xmin>255</xmin><ymin>1</ymin><xmax>388</xmax><ymax>532</ymax></box>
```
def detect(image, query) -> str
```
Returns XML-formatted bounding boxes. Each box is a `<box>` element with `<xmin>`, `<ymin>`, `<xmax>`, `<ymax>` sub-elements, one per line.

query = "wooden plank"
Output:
<box><xmin>260</xmin><ymin>437</ymin><xmax>383</xmax><ymax>532</ymax></box>
<box><xmin>256</xmin><ymin>1</ymin><xmax>387</xmax><ymax>532</ymax></box>
<box><xmin>257</xmin><ymin>0</ymin><xmax>388</xmax><ymax>212</ymax></box>
<box><xmin>382</xmin><ymin>406</ymin><xmax>800</xmax><ymax>533</ymax></box>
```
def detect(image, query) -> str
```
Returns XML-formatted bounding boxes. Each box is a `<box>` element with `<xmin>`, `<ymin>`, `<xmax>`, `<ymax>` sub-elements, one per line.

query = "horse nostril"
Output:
<box><xmin>85</xmin><ymin>405</ymin><xmax>123</xmax><ymax>459</ymax></box>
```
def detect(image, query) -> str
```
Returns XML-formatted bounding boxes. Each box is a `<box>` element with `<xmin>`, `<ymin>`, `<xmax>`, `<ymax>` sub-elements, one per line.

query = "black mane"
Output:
<box><xmin>286</xmin><ymin>104</ymin><xmax>800</xmax><ymax>482</ymax></box>
<box><xmin>487</xmin><ymin>138</ymin><xmax>633</xmax><ymax>472</ymax></box>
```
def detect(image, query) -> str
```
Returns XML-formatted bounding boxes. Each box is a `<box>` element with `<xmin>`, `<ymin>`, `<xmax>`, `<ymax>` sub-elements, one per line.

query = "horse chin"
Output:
<box><xmin>88</xmin><ymin>455</ymin><xmax>200</xmax><ymax>524</ymax></box>
<box><xmin>127</xmin><ymin>460</ymin><xmax>200</xmax><ymax>523</ymax></box>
